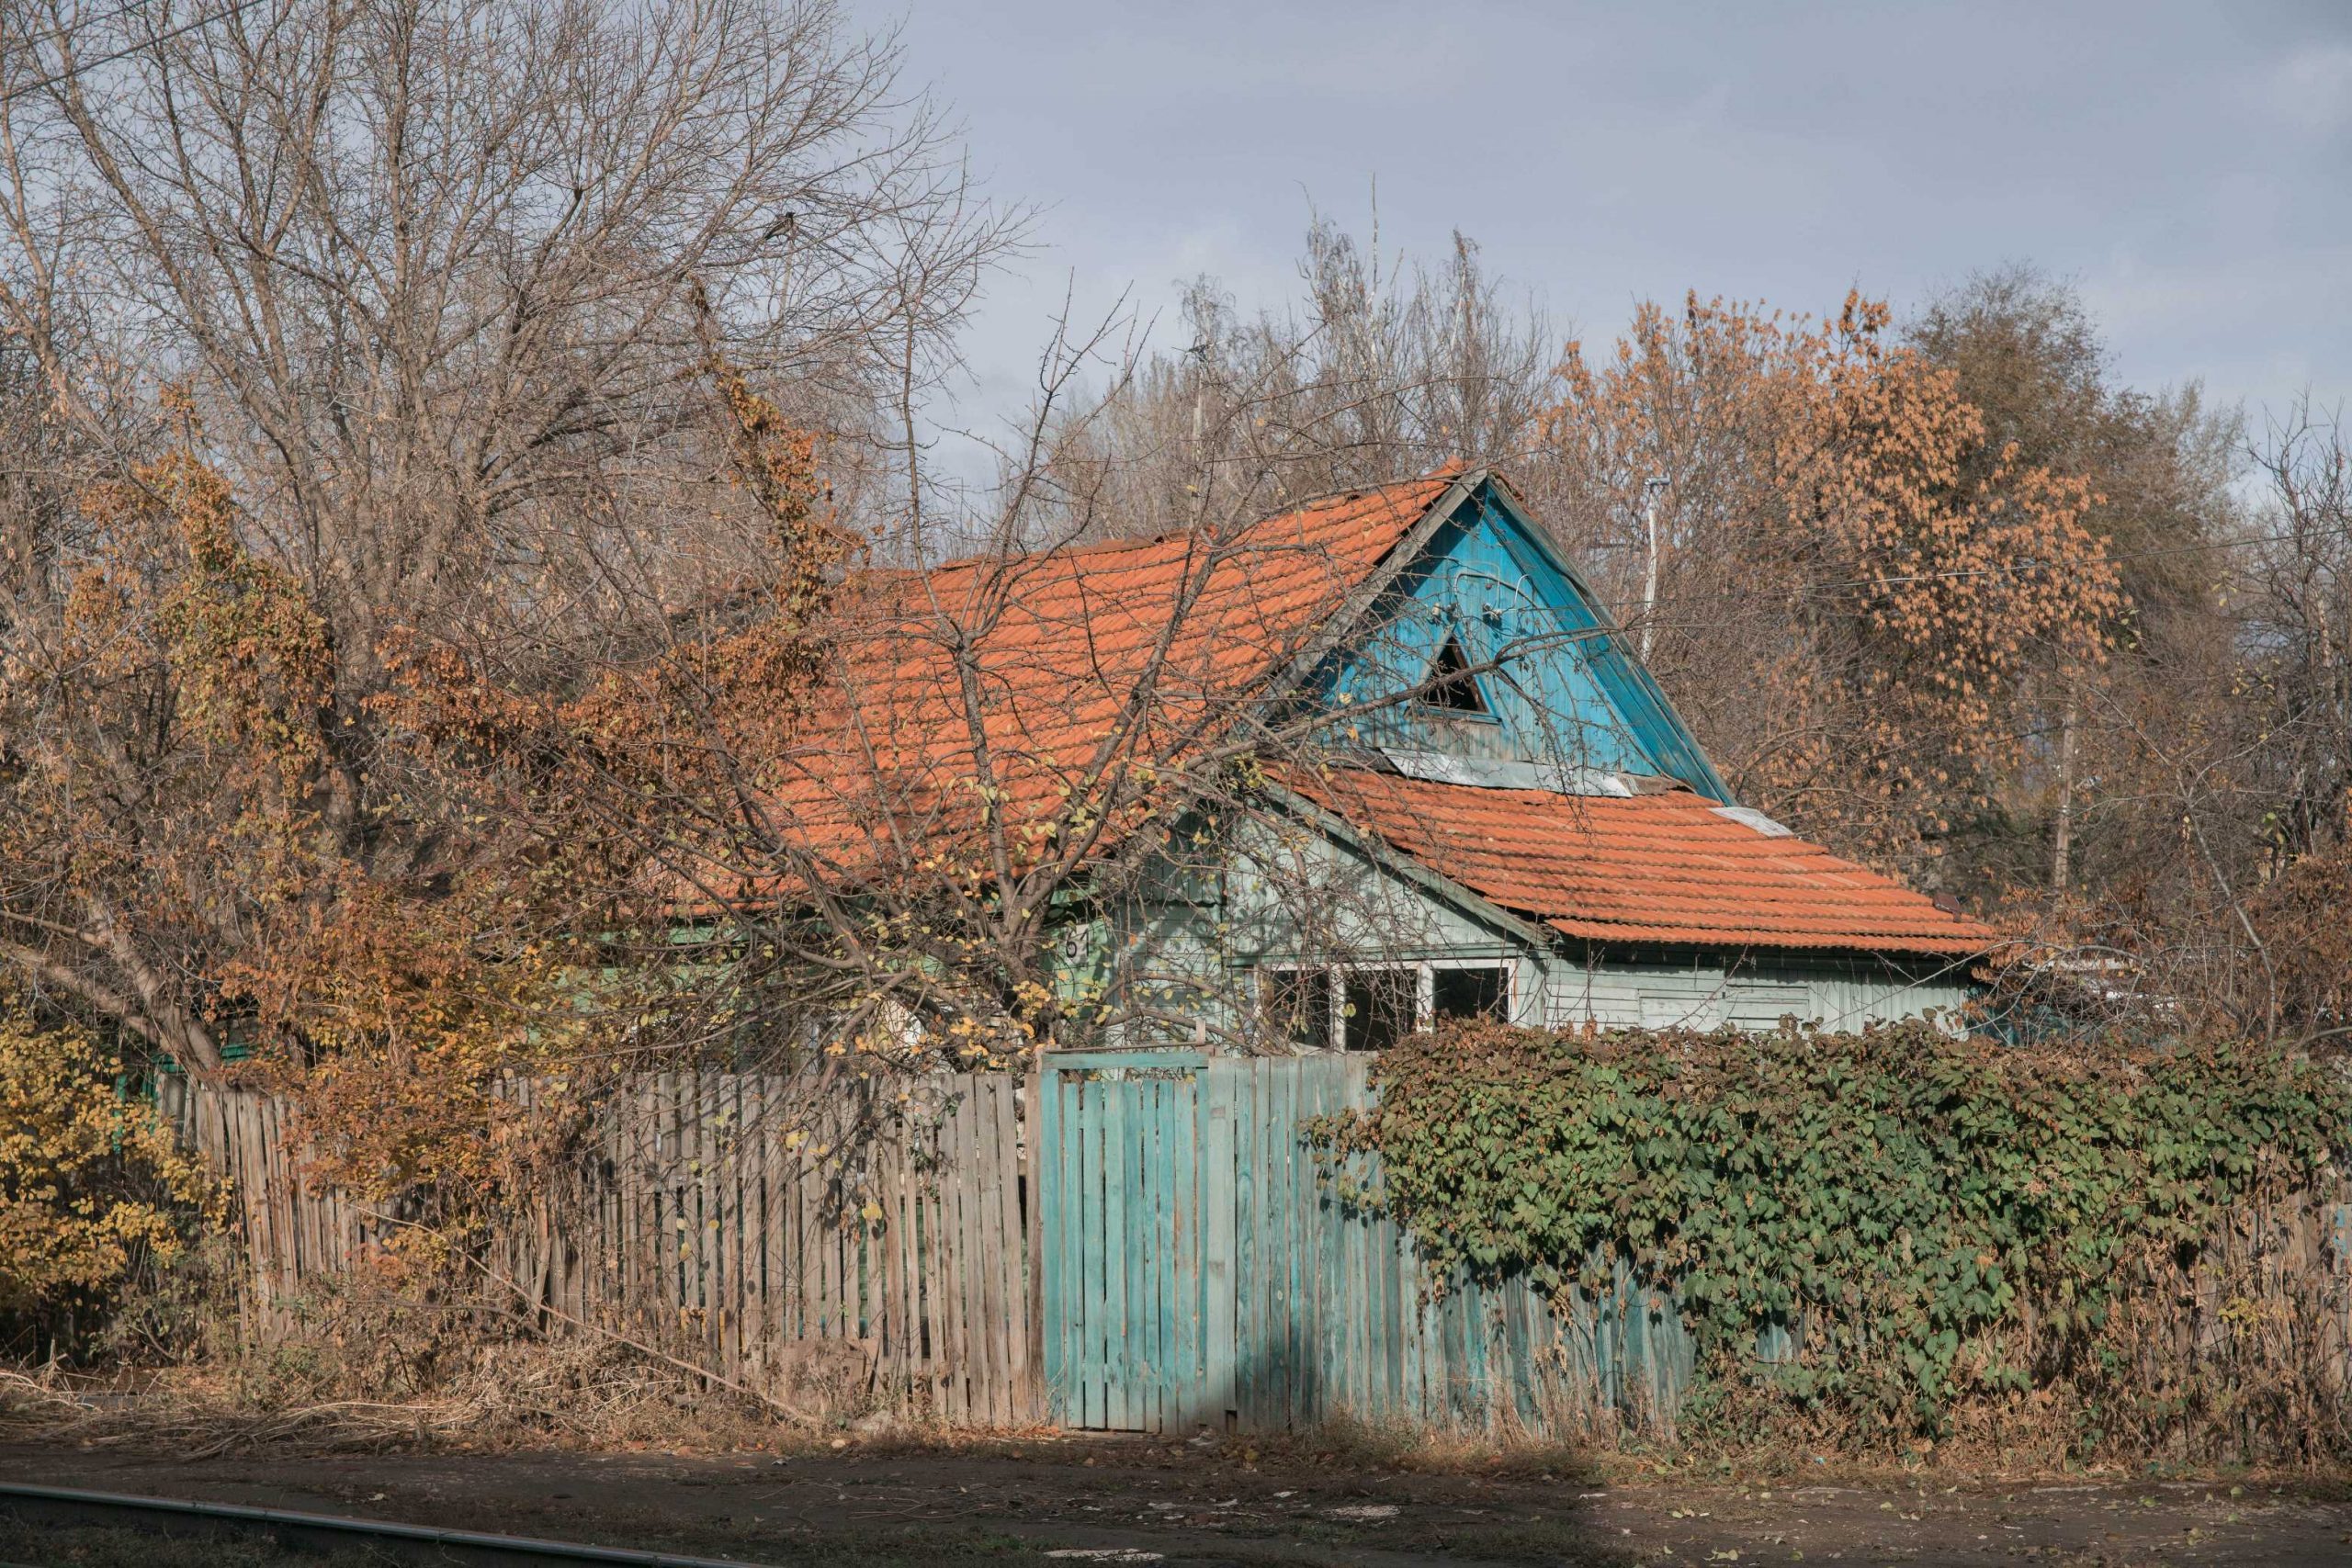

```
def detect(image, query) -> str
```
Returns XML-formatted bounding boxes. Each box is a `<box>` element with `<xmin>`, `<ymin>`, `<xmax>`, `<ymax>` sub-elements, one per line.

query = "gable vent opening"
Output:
<box><xmin>1418</xmin><ymin>634</ymin><xmax>1489</xmax><ymax>715</ymax></box>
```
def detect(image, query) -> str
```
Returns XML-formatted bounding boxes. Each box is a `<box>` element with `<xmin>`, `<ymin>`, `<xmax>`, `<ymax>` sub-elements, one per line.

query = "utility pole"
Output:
<box><xmin>1640</xmin><ymin>475</ymin><xmax>1668</xmax><ymax>661</ymax></box>
<box><xmin>2052</xmin><ymin>673</ymin><xmax>2079</xmax><ymax>890</ymax></box>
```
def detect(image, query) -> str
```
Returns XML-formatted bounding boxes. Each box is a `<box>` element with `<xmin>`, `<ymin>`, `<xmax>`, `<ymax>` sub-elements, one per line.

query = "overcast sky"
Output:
<box><xmin>864</xmin><ymin>0</ymin><xmax>2349</xmax><ymax>473</ymax></box>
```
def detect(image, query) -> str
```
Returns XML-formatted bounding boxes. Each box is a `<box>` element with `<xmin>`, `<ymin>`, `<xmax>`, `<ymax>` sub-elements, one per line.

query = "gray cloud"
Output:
<box><xmin>867</xmin><ymin>0</ymin><xmax>2349</xmax><ymax>468</ymax></box>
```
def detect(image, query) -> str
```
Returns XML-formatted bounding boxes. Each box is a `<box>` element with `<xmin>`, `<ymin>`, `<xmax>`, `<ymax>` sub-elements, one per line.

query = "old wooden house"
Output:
<box><xmin>770</xmin><ymin>465</ymin><xmax>1995</xmax><ymax>1050</ymax></box>
<box><xmin>180</xmin><ymin>470</ymin><xmax>2007</xmax><ymax>1435</ymax></box>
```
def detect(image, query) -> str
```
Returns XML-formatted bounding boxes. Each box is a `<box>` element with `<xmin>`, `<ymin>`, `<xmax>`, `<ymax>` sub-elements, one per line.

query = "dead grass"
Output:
<box><xmin>2</xmin><ymin>1316</ymin><xmax>793</xmax><ymax>1459</ymax></box>
<box><xmin>18</xmin><ymin>1262</ymin><xmax>2349</xmax><ymax>1495</ymax></box>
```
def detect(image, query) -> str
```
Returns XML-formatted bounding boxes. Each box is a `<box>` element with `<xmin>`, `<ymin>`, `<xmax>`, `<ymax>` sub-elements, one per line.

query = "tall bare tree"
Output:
<box><xmin>1035</xmin><ymin>220</ymin><xmax>1554</xmax><ymax>546</ymax></box>
<box><xmin>0</xmin><ymin>0</ymin><xmax>1016</xmax><ymax>1070</ymax></box>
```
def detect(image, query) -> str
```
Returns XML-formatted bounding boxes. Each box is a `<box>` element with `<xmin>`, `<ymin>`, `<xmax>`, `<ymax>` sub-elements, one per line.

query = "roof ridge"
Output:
<box><xmin>899</xmin><ymin>472</ymin><xmax>1453</xmax><ymax>576</ymax></box>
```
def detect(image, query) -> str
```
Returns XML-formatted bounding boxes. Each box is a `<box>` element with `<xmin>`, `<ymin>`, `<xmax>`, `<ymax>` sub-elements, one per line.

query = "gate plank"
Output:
<box><xmin>1062</xmin><ymin>1068</ymin><xmax>1087</xmax><ymax>1427</ymax></box>
<box><xmin>1203</xmin><ymin>1061</ymin><xmax>1237</xmax><ymax>1431</ymax></box>
<box><xmin>1170</xmin><ymin>1065</ymin><xmax>1200</xmax><ymax>1431</ymax></box>
<box><xmin>1135</xmin><ymin>1075</ymin><xmax>1159</xmax><ymax>1432</ymax></box>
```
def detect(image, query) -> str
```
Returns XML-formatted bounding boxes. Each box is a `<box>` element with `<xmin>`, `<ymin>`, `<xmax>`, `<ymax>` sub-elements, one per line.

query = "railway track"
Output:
<box><xmin>0</xmin><ymin>1482</ymin><xmax>786</xmax><ymax>1567</ymax></box>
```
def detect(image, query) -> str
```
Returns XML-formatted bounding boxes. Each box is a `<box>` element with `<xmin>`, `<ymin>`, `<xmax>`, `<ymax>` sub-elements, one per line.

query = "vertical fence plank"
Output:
<box><xmin>1037</xmin><ymin>1066</ymin><xmax>1065</xmax><ymax>1426</ymax></box>
<box><xmin>960</xmin><ymin>1084</ymin><xmax>987</xmax><ymax>1423</ymax></box>
<box><xmin>1233</xmin><ymin>1058</ymin><xmax>1262</xmax><ymax>1426</ymax></box>
<box><xmin>1099</xmin><ymin>1075</ymin><xmax>1126</xmax><ymax>1431</ymax></box>
<box><xmin>1064</xmin><ymin>1073</ymin><xmax>1090</xmax><ymax>1429</ymax></box>
<box><xmin>1203</xmin><ymin>1061</ymin><xmax>1237</xmax><ymax>1432</ymax></box>
<box><xmin>809</xmin><ymin>1095</ymin><xmax>834</xmax><ymax>1341</ymax></box>
<box><xmin>1272</xmin><ymin>1055</ymin><xmax>1299</xmax><ymax>1428</ymax></box>
<box><xmin>1170</xmin><ymin>1066</ymin><xmax>1199</xmax><ymax>1432</ymax></box>
<box><xmin>992</xmin><ymin>1072</ymin><xmax>1029</xmax><ymax>1424</ymax></box>
<box><xmin>981</xmin><ymin>1078</ymin><xmax>1007</xmax><ymax>1419</ymax></box>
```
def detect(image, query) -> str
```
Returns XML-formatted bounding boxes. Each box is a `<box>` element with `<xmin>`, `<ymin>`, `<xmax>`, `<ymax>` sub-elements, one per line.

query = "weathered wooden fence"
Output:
<box><xmin>154</xmin><ymin>1051</ymin><xmax>2352</xmax><ymax>1443</ymax></box>
<box><xmin>164</xmin><ymin>1054</ymin><xmax>1692</xmax><ymax>1438</ymax></box>
<box><xmin>154</xmin><ymin>1050</ymin><xmax>2352</xmax><ymax>1453</ymax></box>
<box><xmin>162</xmin><ymin>1053</ymin><xmax>2352</xmax><ymax>1441</ymax></box>
<box><xmin>161</xmin><ymin>1069</ymin><xmax>1038</xmax><ymax>1425</ymax></box>
<box><xmin>163</xmin><ymin>1077</ymin><xmax>401</xmax><ymax>1310</ymax></box>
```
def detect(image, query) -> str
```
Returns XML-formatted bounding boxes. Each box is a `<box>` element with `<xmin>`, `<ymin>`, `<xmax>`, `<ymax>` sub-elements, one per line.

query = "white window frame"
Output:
<box><xmin>1257</xmin><ymin>956</ymin><xmax>1520</xmax><ymax>1051</ymax></box>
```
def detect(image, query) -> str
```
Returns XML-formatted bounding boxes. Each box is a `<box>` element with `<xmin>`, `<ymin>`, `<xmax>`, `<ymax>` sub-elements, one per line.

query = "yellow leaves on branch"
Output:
<box><xmin>0</xmin><ymin>1000</ymin><xmax>213</xmax><ymax>1317</ymax></box>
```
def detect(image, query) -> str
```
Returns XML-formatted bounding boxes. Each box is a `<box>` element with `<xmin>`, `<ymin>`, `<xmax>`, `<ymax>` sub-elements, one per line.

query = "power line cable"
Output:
<box><xmin>0</xmin><ymin>0</ymin><xmax>266</xmax><ymax>108</ymax></box>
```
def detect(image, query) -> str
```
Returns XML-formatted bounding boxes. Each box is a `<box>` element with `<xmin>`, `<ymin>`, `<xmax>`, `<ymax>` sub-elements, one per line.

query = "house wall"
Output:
<box><xmin>1093</xmin><ymin>814</ymin><xmax>1971</xmax><ymax>1049</ymax></box>
<box><xmin>1534</xmin><ymin>946</ymin><xmax>1973</xmax><ymax>1033</ymax></box>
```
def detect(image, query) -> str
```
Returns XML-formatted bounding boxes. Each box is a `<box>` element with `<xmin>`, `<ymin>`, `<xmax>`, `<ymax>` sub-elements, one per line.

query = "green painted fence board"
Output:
<box><xmin>1106</xmin><ymin>1077</ymin><xmax>1130</xmax><ymax>1430</ymax></box>
<box><xmin>1170</xmin><ymin>1070</ymin><xmax>1199</xmax><ymax>1427</ymax></box>
<box><xmin>1038</xmin><ymin>1052</ymin><xmax>1691</xmax><ymax>1437</ymax></box>
<box><xmin>1204</xmin><ymin>1066</ymin><xmax>1237</xmax><ymax>1426</ymax></box>
<box><xmin>1230</xmin><ymin>1059</ymin><xmax>1258</xmax><ymax>1427</ymax></box>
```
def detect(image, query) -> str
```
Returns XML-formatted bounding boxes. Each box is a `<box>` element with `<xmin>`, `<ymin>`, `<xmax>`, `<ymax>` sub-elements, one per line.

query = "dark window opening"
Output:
<box><xmin>1431</xmin><ymin>964</ymin><xmax>1509</xmax><ymax>1022</ymax></box>
<box><xmin>1342</xmin><ymin>970</ymin><xmax>1418</xmax><ymax>1052</ymax></box>
<box><xmin>1418</xmin><ymin>634</ymin><xmax>1489</xmax><ymax>715</ymax></box>
<box><xmin>1263</xmin><ymin>967</ymin><xmax>1333</xmax><ymax>1049</ymax></box>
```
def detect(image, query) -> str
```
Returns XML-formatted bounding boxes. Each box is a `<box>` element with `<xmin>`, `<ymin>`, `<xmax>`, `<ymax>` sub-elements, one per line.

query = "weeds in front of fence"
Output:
<box><xmin>1</xmin><ymin>1269</ymin><xmax>814</xmax><ymax>1457</ymax></box>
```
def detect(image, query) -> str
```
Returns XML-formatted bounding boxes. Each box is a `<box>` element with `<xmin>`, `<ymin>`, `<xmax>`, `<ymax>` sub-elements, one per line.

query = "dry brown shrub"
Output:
<box><xmin>3</xmin><ymin>1272</ymin><xmax>823</xmax><ymax>1457</ymax></box>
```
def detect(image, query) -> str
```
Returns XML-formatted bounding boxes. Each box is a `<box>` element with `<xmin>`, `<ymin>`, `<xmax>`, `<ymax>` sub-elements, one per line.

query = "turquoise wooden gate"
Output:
<box><xmin>1035</xmin><ymin>1051</ymin><xmax>1210</xmax><ymax>1431</ymax></box>
<box><xmin>1037</xmin><ymin>1050</ymin><xmax>1692</xmax><ymax>1435</ymax></box>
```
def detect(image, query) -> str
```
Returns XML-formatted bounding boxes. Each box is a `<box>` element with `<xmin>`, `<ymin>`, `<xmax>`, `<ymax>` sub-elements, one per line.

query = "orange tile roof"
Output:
<box><xmin>752</xmin><ymin>476</ymin><xmax>1457</xmax><ymax>875</ymax></box>
<box><xmin>1287</xmin><ymin>769</ymin><xmax>1998</xmax><ymax>958</ymax></box>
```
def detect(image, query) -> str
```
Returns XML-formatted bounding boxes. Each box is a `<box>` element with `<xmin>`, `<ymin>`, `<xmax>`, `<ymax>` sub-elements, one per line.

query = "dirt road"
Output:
<box><xmin>3</xmin><ymin>1438</ymin><xmax>2347</xmax><ymax>1566</ymax></box>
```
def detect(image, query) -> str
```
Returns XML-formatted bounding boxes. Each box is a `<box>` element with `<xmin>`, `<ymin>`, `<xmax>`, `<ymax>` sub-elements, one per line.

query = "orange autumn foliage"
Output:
<box><xmin>1543</xmin><ymin>292</ymin><xmax>2121</xmax><ymax>873</ymax></box>
<box><xmin>1</xmin><ymin>439</ymin><xmax>345</xmax><ymax>1077</ymax></box>
<box><xmin>379</xmin><ymin>362</ymin><xmax>847</xmax><ymax>877</ymax></box>
<box><xmin>272</xmin><ymin>367</ymin><xmax>851</xmax><ymax>1213</ymax></box>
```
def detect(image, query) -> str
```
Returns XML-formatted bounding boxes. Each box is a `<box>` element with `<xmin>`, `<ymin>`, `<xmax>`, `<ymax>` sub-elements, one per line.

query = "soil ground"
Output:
<box><xmin>3</xmin><ymin>1438</ymin><xmax>2349</xmax><ymax>1567</ymax></box>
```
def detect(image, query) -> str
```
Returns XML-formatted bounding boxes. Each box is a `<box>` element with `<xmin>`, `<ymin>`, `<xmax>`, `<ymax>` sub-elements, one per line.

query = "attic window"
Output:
<box><xmin>1417</xmin><ymin>634</ymin><xmax>1489</xmax><ymax>715</ymax></box>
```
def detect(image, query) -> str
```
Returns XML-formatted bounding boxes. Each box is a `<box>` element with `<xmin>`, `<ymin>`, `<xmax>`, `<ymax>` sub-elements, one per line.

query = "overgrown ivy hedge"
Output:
<box><xmin>1312</xmin><ymin>1021</ymin><xmax>2352</xmax><ymax>1458</ymax></box>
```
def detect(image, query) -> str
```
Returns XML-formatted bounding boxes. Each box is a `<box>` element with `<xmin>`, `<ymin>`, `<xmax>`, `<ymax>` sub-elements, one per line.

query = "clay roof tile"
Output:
<box><xmin>1287</xmin><ymin>769</ymin><xmax>1998</xmax><ymax>959</ymax></box>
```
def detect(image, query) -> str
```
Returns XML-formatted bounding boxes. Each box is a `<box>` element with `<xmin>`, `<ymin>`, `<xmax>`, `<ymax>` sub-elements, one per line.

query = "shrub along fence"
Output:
<box><xmin>1317</xmin><ymin>1023</ymin><xmax>2352</xmax><ymax>1461</ymax></box>
<box><xmin>160</xmin><ymin>1028</ymin><xmax>2352</xmax><ymax>1457</ymax></box>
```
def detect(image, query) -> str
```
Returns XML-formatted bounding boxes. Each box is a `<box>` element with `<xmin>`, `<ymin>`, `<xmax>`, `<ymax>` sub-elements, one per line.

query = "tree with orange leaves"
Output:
<box><xmin>0</xmin><ymin>350</ymin><xmax>849</xmax><ymax>1218</ymax></box>
<box><xmin>1541</xmin><ymin>292</ymin><xmax>2122</xmax><ymax>878</ymax></box>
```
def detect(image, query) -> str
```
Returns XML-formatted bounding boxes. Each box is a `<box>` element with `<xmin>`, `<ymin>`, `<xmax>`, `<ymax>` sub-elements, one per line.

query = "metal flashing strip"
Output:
<box><xmin>1709</xmin><ymin>804</ymin><xmax>1796</xmax><ymax>838</ymax></box>
<box><xmin>1377</xmin><ymin>746</ymin><xmax>1637</xmax><ymax>796</ymax></box>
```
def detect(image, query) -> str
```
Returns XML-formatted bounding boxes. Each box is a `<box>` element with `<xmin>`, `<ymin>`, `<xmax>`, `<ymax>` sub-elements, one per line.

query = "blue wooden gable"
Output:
<box><xmin>1314</xmin><ymin>479</ymin><xmax>1732</xmax><ymax>801</ymax></box>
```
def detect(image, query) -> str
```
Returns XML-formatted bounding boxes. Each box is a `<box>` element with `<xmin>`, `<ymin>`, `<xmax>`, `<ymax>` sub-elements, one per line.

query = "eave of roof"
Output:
<box><xmin>1283</xmin><ymin>768</ymin><xmax>2000</xmax><ymax>961</ymax></box>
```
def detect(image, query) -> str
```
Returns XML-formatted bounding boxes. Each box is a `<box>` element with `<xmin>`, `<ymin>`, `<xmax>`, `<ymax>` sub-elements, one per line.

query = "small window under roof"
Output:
<box><xmin>1418</xmin><ymin>634</ymin><xmax>1489</xmax><ymax>715</ymax></box>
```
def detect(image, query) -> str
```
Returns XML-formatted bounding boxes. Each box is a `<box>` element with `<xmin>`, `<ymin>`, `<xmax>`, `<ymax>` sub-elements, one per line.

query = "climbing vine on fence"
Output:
<box><xmin>1310</xmin><ymin>1021</ymin><xmax>2352</xmax><ymax>1452</ymax></box>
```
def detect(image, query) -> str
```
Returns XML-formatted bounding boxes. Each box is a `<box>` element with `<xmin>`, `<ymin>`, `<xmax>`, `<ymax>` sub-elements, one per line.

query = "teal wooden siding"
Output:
<box><xmin>1314</xmin><ymin>483</ymin><xmax>1730</xmax><ymax>800</ymax></box>
<box><xmin>1039</xmin><ymin>1051</ymin><xmax>1692</xmax><ymax>1435</ymax></box>
<box><xmin>1145</xmin><ymin>808</ymin><xmax>1975</xmax><ymax>1051</ymax></box>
